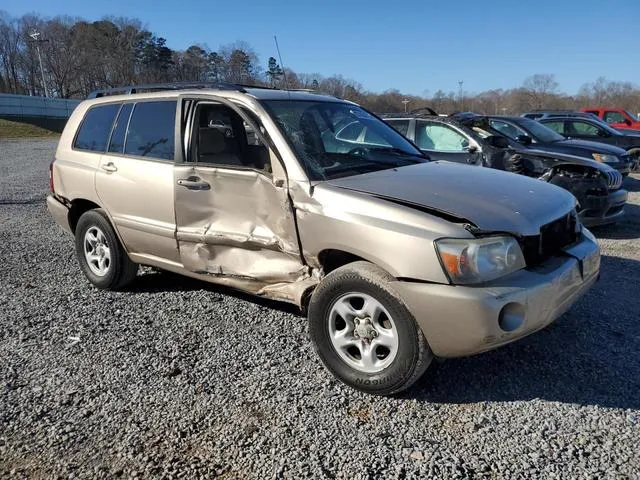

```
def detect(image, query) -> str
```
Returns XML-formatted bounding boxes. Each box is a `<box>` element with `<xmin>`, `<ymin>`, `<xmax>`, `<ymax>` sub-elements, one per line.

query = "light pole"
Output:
<box><xmin>402</xmin><ymin>98</ymin><xmax>410</xmax><ymax>113</ymax></box>
<box><xmin>29</xmin><ymin>30</ymin><xmax>49</xmax><ymax>98</ymax></box>
<box><xmin>458</xmin><ymin>80</ymin><xmax>464</xmax><ymax>111</ymax></box>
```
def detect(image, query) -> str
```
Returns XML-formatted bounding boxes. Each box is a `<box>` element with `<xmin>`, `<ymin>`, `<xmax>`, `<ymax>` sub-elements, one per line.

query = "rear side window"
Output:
<box><xmin>74</xmin><ymin>104</ymin><xmax>120</xmax><ymax>152</ymax></box>
<box><xmin>108</xmin><ymin>103</ymin><xmax>133</xmax><ymax>154</ymax></box>
<box><xmin>125</xmin><ymin>101</ymin><xmax>176</xmax><ymax>160</ymax></box>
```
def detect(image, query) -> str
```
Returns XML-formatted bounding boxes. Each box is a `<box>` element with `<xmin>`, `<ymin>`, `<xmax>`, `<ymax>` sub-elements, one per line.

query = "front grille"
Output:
<box><xmin>603</xmin><ymin>168</ymin><xmax>623</xmax><ymax>190</ymax></box>
<box><xmin>520</xmin><ymin>212</ymin><xmax>578</xmax><ymax>266</ymax></box>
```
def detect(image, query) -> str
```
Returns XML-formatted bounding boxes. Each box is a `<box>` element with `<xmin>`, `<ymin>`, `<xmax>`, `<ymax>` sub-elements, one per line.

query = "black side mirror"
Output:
<box><xmin>597</xmin><ymin>129</ymin><xmax>609</xmax><ymax>137</ymax></box>
<box><xmin>515</xmin><ymin>134</ymin><xmax>532</xmax><ymax>145</ymax></box>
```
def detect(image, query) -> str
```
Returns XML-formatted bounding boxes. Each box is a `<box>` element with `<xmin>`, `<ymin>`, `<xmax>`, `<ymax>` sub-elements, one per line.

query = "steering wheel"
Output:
<box><xmin>347</xmin><ymin>147</ymin><xmax>369</xmax><ymax>157</ymax></box>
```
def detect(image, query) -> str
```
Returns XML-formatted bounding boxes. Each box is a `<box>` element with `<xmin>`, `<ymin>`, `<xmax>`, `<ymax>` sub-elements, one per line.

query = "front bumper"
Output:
<box><xmin>578</xmin><ymin>188</ymin><xmax>627</xmax><ymax>227</ymax></box>
<box><xmin>392</xmin><ymin>231</ymin><xmax>600</xmax><ymax>358</ymax></box>
<box><xmin>47</xmin><ymin>194</ymin><xmax>72</xmax><ymax>234</ymax></box>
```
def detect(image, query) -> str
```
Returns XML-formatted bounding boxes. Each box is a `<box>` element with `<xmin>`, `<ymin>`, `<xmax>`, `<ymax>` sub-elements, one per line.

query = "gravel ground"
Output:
<box><xmin>1</xmin><ymin>139</ymin><xmax>639</xmax><ymax>479</ymax></box>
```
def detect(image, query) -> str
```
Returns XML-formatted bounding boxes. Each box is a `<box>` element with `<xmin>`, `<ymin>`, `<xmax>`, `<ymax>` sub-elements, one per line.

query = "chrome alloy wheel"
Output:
<box><xmin>83</xmin><ymin>226</ymin><xmax>111</xmax><ymax>277</ymax></box>
<box><xmin>327</xmin><ymin>292</ymin><xmax>399</xmax><ymax>373</ymax></box>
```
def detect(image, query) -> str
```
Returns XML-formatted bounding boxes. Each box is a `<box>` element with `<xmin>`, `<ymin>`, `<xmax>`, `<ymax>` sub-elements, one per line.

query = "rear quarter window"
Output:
<box><xmin>74</xmin><ymin>104</ymin><xmax>120</xmax><ymax>152</ymax></box>
<box><xmin>124</xmin><ymin>101</ymin><xmax>176</xmax><ymax>160</ymax></box>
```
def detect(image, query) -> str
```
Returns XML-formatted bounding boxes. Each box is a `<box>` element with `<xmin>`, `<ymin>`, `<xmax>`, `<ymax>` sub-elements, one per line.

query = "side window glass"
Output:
<box><xmin>416</xmin><ymin>122</ymin><xmax>469</xmax><ymax>151</ymax></box>
<box><xmin>570</xmin><ymin>121</ymin><xmax>598</xmax><ymax>136</ymax></box>
<box><xmin>336</xmin><ymin>121</ymin><xmax>364</xmax><ymax>142</ymax></box>
<box><xmin>108</xmin><ymin>103</ymin><xmax>133</xmax><ymax>154</ymax></box>
<box><xmin>193</xmin><ymin>103</ymin><xmax>271</xmax><ymax>172</ymax></box>
<box><xmin>543</xmin><ymin>121</ymin><xmax>565</xmax><ymax>135</ymax></box>
<box><xmin>604</xmin><ymin>111</ymin><xmax>625</xmax><ymax>124</ymax></box>
<box><xmin>386</xmin><ymin>120</ymin><xmax>410</xmax><ymax>136</ymax></box>
<box><xmin>489</xmin><ymin>120</ymin><xmax>525</xmax><ymax>140</ymax></box>
<box><xmin>125</xmin><ymin>101</ymin><xmax>176</xmax><ymax>160</ymax></box>
<box><xmin>74</xmin><ymin>104</ymin><xmax>120</xmax><ymax>152</ymax></box>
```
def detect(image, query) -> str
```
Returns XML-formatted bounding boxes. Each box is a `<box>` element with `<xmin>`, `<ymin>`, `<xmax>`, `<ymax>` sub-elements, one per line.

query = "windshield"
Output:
<box><xmin>262</xmin><ymin>100</ymin><xmax>426</xmax><ymax>180</ymax></box>
<box><xmin>625</xmin><ymin>110</ymin><xmax>638</xmax><ymax>122</ymax></box>
<box><xmin>493</xmin><ymin>117</ymin><xmax>565</xmax><ymax>143</ymax></box>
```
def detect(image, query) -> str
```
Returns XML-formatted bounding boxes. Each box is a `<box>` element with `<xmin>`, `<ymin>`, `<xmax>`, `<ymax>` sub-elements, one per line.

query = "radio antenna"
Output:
<box><xmin>274</xmin><ymin>35</ymin><xmax>290</xmax><ymax>95</ymax></box>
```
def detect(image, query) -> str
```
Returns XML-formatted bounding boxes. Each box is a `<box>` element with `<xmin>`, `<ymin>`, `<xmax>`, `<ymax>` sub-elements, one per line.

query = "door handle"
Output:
<box><xmin>101</xmin><ymin>162</ymin><xmax>118</xmax><ymax>173</ymax></box>
<box><xmin>177</xmin><ymin>178</ymin><xmax>210</xmax><ymax>190</ymax></box>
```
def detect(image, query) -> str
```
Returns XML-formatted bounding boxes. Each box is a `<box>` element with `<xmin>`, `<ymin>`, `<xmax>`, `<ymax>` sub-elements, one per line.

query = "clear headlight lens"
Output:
<box><xmin>592</xmin><ymin>153</ymin><xmax>619</xmax><ymax>163</ymax></box>
<box><xmin>435</xmin><ymin>236</ymin><xmax>526</xmax><ymax>284</ymax></box>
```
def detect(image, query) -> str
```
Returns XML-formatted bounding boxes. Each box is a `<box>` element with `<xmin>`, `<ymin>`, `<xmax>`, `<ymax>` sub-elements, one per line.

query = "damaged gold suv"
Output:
<box><xmin>48</xmin><ymin>83</ymin><xmax>600</xmax><ymax>395</ymax></box>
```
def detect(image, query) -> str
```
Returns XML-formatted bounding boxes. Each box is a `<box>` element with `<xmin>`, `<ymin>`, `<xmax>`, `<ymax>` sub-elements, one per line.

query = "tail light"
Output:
<box><xmin>49</xmin><ymin>159</ymin><xmax>55</xmax><ymax>193</ymax></box>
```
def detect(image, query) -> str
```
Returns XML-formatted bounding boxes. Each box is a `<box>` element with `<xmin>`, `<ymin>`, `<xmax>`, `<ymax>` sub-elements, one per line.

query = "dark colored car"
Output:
<box><xmin>486</xmin><ymin>116</ymin><xmax>633</xmax><ymax>175</ymax></box>
<box><xmin>537</xmin><ymin>115</ymin><xmax>640</xmax><ymax>169</ymax></box>
<box><xmin>382</xmin><ymin>111</ymin><xmax>627</xmax><ymax>227</ymax></box>
<box><xmin>521</xmin><ymin>110</ymin><xmax>599</xmax><ymax>121</ymax></box>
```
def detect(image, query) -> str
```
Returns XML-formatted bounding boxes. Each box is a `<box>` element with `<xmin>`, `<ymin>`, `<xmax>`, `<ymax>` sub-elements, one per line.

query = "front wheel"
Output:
<box><xmin>308</xmin><ymin>261</ymin><xmax>432</xmax><ymax>395</ymax></box>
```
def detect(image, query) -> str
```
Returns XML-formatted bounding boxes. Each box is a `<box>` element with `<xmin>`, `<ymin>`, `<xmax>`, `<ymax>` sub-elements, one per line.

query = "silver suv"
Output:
<box><xmin>47</xmin><ymin>83</ymin><xmax>600</xmax><ymax>395</ymax></box>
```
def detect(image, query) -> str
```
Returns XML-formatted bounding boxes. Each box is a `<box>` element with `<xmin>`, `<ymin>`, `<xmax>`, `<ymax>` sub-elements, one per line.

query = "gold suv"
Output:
<box><xmin>48</xmin><ymin>83</ymin><xmax>600</xmax><ymax>395</ymax></box>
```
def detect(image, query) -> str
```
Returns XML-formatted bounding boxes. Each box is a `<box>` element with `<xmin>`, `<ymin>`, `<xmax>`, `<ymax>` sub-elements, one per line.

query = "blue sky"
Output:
<box><xmin>3</xmin><ymin>0</ymin><xmax>639</xmax><ymax>96</ymax></box>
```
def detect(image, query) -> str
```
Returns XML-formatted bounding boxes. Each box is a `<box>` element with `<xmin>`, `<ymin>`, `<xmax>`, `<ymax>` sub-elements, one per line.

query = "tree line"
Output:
<box><xmin>1</xmin><ymin>11</ymin><xmax>639</xmax><ymax>115</ymax></box>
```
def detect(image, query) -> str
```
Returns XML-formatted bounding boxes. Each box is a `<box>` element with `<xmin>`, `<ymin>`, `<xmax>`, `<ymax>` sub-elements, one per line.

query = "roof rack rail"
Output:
<box><xmin>87</xmin><ymin>82</ymin><xmax>246</xmax><ymax>99</ymax></box>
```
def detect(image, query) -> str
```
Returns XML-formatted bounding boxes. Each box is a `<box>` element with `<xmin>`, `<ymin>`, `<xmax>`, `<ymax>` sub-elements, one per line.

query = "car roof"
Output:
<box><xmin>85</xmin><ymin>83</ymin><xmax>345</xmax><ymax>104</ymax></box>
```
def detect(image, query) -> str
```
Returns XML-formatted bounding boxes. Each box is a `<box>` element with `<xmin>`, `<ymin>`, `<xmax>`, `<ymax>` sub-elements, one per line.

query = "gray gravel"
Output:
<box><xmin>1</xmin><ymin>138</ymin><xmax>639</xmax><ymax>479</ymax></box>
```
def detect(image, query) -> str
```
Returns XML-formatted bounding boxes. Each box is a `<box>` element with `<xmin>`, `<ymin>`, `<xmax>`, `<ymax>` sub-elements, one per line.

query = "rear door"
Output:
<box><xmin>173</xmin><ymin>95</ymin><xmax>306</xmax><ymax>299</ymax></box>
<box><xmin>95</xmin><ymin>99</ymin><xmax>179</xmax><ymax>263</ymax></box>
<box><xmin>414</xmin><ymin>120</ymin><xmax>481</xmax><ymax>165</ymax></box>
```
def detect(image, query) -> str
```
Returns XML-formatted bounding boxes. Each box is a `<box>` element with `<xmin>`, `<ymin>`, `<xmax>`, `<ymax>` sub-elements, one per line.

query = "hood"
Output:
<box><xmin>542</xmin><ymin>139</ymin><xmax>627</xmax><ymax>156</ymax></box>
<box><xmin>326</xmin><ymin>162</ymin><xmax>576</xmax><ymax>237</ymax></box>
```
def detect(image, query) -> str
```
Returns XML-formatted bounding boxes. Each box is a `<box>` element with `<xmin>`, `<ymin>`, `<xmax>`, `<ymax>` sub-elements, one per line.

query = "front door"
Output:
<box><xmin>413</xmin><ymin>119</ymin><xmax>481</xmax><ymax>165</ymax></box>
<box><xmin>173</xmin><ymin>97</ymin><xmax>307</xmax><ymax>300</ymax></box>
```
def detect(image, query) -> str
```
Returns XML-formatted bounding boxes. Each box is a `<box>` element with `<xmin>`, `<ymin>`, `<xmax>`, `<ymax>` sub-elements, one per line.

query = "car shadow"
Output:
<box><xmin>591</xmin><ymin>203</ymin><xmax>640</xmax><ymax>240</ymax></box>
<box><xmin>406</xmin><ymin>254</ymin><xmax>640</xmax><ymax>410</ymax></box>
<box><xmin>128</xmin><ymin>269</ymin><xmax>303</xmax><ymax>317</ymax></box>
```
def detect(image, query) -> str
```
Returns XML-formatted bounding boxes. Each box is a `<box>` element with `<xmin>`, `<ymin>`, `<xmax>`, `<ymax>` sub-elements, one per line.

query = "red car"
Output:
<box><xmin>581</xmin><ymin>108</ymin><xmax>640</xmax><ymax>131</ymax></box>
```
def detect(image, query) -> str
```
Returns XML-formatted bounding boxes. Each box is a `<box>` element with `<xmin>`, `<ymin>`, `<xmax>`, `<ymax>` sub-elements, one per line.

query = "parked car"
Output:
<box><xmin>48</xmin><ymin>83</ymin><xmax>600</xmax><ymax>396</ymax></box>
<box><xmin>521</xmin><ymin>110</ymin><xmax>599</xmax><ymax>121</ymax></box>
<box><xmin>581</xmin><ymin>108</ymin><xmax>640</xmax><ymax>131</ymax></box>
<box><xmin>486</xmin><ymin>115</ymin><xmax>633</xmax><ymax>174</ymax></box>
<box><xmin>383</xmin><ymin>111</ymin><xmax>627</xmax><ymax>226</ymax></box>
<box><xmin>537</xmin><ymin>115</ymin><xmax>640</xmax><ymax>169</ymax></box>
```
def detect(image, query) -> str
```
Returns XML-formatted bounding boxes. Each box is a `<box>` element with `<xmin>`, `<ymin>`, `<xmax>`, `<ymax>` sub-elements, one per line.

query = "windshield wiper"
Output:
<box><xmin>324</xmin><ymin>160</ymin><xmax>401</xmax><ymax>176</ymax></box>
<box><xmin>367</xmin><ymin>147</ymin><xmax>425</xmax><ymax>162</ymax></box>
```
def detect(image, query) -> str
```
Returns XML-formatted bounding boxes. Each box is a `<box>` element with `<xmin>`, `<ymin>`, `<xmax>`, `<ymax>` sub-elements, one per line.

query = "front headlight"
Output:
<box><xmin>592</xmin><ymin>153</ymin><xmax>619</xmax><ymax>163</ymax></box>
<box><xmin>435</xmin><ymin>236</ymin><xmax>526</xmax><ymax>284</ymax></box>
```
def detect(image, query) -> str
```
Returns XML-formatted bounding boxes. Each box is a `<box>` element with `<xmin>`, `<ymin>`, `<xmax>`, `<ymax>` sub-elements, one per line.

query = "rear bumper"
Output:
<box><xmin>47</xmin><ymin>195</ymin><xmax>72</xmax><ymax>234</ymax></box>
<box><xmin>392</xmin><ymin>231</ymin><xmax>600</xmax><ymax>358</ymax></box>
<box><xmin>578</xmin><ymin>188</ymin><xmax>627</xmax><ymax>227</ymax></box>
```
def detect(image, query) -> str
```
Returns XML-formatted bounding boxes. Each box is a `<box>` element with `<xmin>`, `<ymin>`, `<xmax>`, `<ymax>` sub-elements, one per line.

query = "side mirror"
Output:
<box><xmin>515</xmin><ymin>134</ymin><xmax>532</xmax><ymax>145</ymax></box>
<box><xmin>486</xmin><ymin>135</ymin><xmax>509</xmax><ymax>149</ymax></box>
<box><xmin>467</xmin><ymin>144</ymin><xmax>479</xmax><ymax>153</ymax></box>
<box><xmin>597</xmin><ymin>129</ymin><xmax>609</xmax><ymax>137</ymax></box>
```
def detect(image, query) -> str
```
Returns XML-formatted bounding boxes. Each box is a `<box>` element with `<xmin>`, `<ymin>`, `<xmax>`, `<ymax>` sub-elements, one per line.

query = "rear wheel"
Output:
<box><xmin>74</xmin><ymin>209</ymin><xmax>138</xmax><ymax>290</ymax></box>
<box><xmin>308</xmin><ymin>261</ymin><xmax>432</xmax><ymax>395</ymax></box>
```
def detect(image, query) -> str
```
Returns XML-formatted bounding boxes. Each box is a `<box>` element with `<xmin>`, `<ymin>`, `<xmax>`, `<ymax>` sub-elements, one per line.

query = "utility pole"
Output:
<box><xmin>29</xmin><ymin>30</ymin><xmax>49</xmax><ymax>98</ymax></box>
<box><xmin>458</xmin><ymin>80</ymin><xmax>464</xmax><ymax>111</ymax></box>
<box><xmin>402</xmin><ymin>98</ymin><xmax>410</xmax><ymax>113</ymax></box>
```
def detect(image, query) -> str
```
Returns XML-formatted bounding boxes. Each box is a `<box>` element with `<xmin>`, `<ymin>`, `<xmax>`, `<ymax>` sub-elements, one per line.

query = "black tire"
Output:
<box><xmin>308</xmin><ymin>261</ymin><xmax>432</xmax><ymax>396</ymax></box>
<box><xmin>74</xmin><ymin>209</ymin><xmax>138</xmax><ymax>290</ymax></box>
